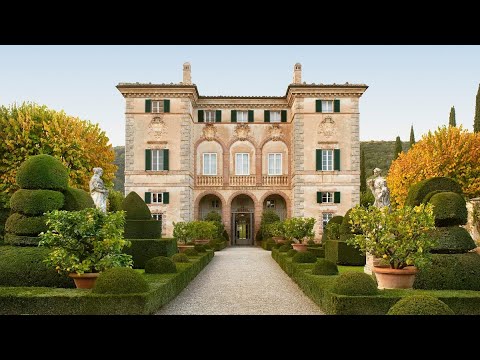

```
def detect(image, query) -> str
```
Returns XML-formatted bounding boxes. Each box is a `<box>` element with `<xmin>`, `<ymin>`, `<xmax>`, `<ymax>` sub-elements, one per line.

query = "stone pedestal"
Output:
<box><xmin>364</xmin><ymin>252</ymin><xmax>374</xmax><ymax>275</ymax></box>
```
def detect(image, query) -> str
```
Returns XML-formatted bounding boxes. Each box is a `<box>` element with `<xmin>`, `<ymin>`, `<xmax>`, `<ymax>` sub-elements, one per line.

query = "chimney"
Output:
<box><xmin>183</xmin><ymin>62</ymin><xmax>192</xmax><ymax>85</ymax></box>
<box><xmin>293</xmin><ymin>63</ymin><xmax>302</xmax><ymax>84</ymax></box>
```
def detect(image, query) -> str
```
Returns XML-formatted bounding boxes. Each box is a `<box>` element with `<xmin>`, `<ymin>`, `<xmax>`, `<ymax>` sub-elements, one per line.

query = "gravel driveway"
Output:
<box><xmin>156</xmin><ymin>247</ymin><xmax>323</xmax><ymax>315</ymax></box>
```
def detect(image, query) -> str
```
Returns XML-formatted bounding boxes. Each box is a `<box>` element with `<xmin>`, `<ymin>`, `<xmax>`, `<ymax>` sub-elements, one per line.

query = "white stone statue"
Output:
<box><xmin>89</xmin><ymin>167</ymin><xmax>109</xmax><ymax>213</ymax></box>
<box><xmin>367</xmin><ymin>168</ymin><xmax>391</xmax><ymax>209</ymax></box>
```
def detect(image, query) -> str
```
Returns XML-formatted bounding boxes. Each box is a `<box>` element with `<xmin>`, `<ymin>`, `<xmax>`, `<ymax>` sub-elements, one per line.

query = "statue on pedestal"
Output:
<box><xmin>89</xmin><ymin>167</ymin><xmax>109</xmax><ymax>213</ymax></box>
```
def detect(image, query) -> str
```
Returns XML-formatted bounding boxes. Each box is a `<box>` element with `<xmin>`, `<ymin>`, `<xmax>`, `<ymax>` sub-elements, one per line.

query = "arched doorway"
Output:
<box><xmin>230</xmin><ymin>194</ymin><xmax>255</xmax><ymax>245</ymax></box>
<box><xmin>198</xmin><ymin>194</ymin><xmax>223</xmax><ymax>220</ymax></box>
<box><xmin>263</xmin><ymin>194</ymin><xmax>287</xmax><ymax>220</ymax></box>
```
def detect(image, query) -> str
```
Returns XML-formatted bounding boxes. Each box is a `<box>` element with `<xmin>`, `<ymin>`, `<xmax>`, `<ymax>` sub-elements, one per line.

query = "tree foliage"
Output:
<box><xmin>410</xmin><ymin>125</ymin><xmax>416</xmax><ymax>146</ymax></box>
<box><xmin>449</xmin><ymin>106</ymin><xmax>456</xmax><ymax>127</ymax></box>
<box><xmin>360</xmin><ymin>149</ymin><xmax>367</xmax><ymax>193</ymax></box>
<box><xmin>387</xmin><ymin>126</ymin><xmax>480</xmax><ymax>206</ymax></box>
<box><xmin>393</xmin><ymin>136</ymin><xmax>403</xmax><ymax>160</ymax></box>
<box><xmin>0</xmin><ymin>102</ymin><xmax>116</xmax><ymax>195</ymax></box>
<box><xmin>475</xmin><ymin>84</ymin><xmax>480</xmax><ymax>133</ymax></box>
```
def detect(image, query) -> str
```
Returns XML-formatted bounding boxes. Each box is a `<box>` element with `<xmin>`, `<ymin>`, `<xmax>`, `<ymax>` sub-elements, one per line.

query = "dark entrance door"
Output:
<box><xmin>231</xmin><ymin>211</ymin><xmax>254</xmax><ymax>245</ymax></box>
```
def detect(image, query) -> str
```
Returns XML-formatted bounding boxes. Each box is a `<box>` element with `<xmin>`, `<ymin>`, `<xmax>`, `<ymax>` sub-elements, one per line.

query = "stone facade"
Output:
<box><xmin>117</xmin><ymin>64</ymin><xmax>368</xmax><ymax>242</ymax></box>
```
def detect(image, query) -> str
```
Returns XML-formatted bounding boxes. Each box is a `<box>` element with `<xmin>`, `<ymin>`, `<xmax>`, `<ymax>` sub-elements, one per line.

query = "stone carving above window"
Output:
<box><xmin>234</xmin><ymin>123</ymin><xmax>251</xmax><ymax>141</ymax></box>
<box><xmin>149</xmin><ymin>116</ymin><xmax>166</xmax><ymax>140</ymax></box>
<box><xmin>318</xmin><ymin>117</ymin><xmax>336</xmax><ymax>138</ymax></box>
<box><xmin>268</xmin><ymin>124</ymin><xmax>283</xmax><ymax>141</ymax></box>
<box><xmin>202</xmin><ymin>123</ymin><xmax>217</xmax><ymax>141</ymax></box>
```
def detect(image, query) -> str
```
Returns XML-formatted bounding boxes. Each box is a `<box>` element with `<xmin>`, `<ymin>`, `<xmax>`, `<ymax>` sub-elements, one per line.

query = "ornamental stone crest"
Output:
<box><xmin>318</xmin><ymin>117</ymin><xmax>336</xmax><ymax>138</ymax></box>
<box><xmin>149</xmin><ymin>116</ymin><xmax>166</xmax><ymax>139</ymax></box>
<box><xmin>202</xmin><ymin>123</ymin><xmax>217</xmax><ymax>141</ymax></box>
<box><xmin>268</xmin><ymin>124</ymin><xmax>283</xmax><ymax>141</ymax></box>
<box><xmin>234</xmin><ymin>123</ymin><xmax>250</xmax><ymax>140</ymax></box>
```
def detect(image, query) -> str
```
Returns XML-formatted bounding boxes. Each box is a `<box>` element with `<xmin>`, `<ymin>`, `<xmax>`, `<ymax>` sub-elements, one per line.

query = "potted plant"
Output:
<box><xmin>39</xmin><ymin>208</ymin><xmax>133</xmax><ymax>289</ymax></box>
<box><xmin>268</xmin><ymin>221</ymin><xmax>286</xmax><ymax>244</ymax></box>
<box><xmin>173</xmin><ymin>221</ymin><xmax>195</xmax><ymax>252</ymax></box>
<box><xmin>347</xmin><ymin>204</ymin><xmax>436</xmax><ymax>289</ymax></box>
<box><xmin>192</xmin><ymin>221</ymin><xmax>216</xmax><ymax>245</ymax></box>
<box><xmin>283</xmin><ymin>217</ymin><xmax>315</xmax><ymax>252</ymax></box>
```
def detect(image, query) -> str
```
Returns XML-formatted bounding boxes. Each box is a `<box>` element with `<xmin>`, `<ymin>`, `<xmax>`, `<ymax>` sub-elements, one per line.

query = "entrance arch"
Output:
<box><xmin>229</xmin><ymin>193</ymin><xmax>256</xmax><ymax>246</ymax></box>
<box><xmin>197</xmin><ymin>193</ymin><xmax>224</xmax><ymax>221</ymax></box>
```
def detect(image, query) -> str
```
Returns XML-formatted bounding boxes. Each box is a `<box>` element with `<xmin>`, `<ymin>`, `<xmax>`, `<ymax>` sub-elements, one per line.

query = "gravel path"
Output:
<box><xmin>156</xmin><ymin>247</ymin><xmax>323</xmax><ymax>315</ymax></box>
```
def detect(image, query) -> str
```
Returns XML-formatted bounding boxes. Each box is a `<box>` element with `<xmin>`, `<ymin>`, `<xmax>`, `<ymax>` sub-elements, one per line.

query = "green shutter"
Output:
<box><xmin>145</xmin><ymin>99</ymin><xmax>152</xmax><ymax>113</ymax></box>
<box><xmin>248</xmin><ymin>110</ymin><xmax>254</xmax><ymax>122</ymax></box>
<box><xmin>163</xmin><ymin>192</ymin><xmax>170</xmax><ymax>204</ymax></box>
<box><xmin>164</xmin><ymin>99</ymin><xmax>170</xmax><ymax>113</ymax></box>
<box><xmin>163</xmin><ymin>149</ymin><xmax>169</xmax><ymax>171</ymax></box>
<box><xmin>198</xmin><ymin>110</ymin><xmax>204</xmax><ymax>123</ymax></box>
<box><xmin>334</xmin><ymin>192</ymin><xmax>341</xmax><ymax>204</ymax></box>
<box><xmin>145</xmin><ymin>149</ymin><xmax>152</xmax><ymax>171</ymax></box>
<box><xmin>334</xmin><ymin>149</ymin><xmax>341</xmax><ymax>171</ymax></box>
<box><xmin>216</xmin><ymin>110</ymin><xmax>222</xmax><ymax>122</ymax></box>
<box><xmin>317</xmin><ymin>192</ymin><xmax>323</xmax><ymax>203</ymax></box>
<box><xmin>316</xmin><ymin>149</ymin><xmax>323</xmax><ymax>171</ymax></box>
<box><xmin>334</xmin><ymin>99</ymin><xmax>340</xmax><ymax>113</ymax></box>
<box><xmin>145</xmin><ymin>192</ymin><xmax>151</xmax><ymax>204</ymax></box>
<box><xmin>231</xmin><ymin>110</ymin><xmax>237</xmax><ymax>122</ymax></box>
<box><xmin>281</xmin><ymin>110</ymin><xmax>287</xmax><ymax>122</ymax></box>
<box><xmin>316</xmin><ymin>100</ymin><xmax>322</xmax><ymax>113</ymax></box>
<box><xmin>264</xmin><ymin>110</ymin><xmax>270</xmax><ymax>123</ymax></box>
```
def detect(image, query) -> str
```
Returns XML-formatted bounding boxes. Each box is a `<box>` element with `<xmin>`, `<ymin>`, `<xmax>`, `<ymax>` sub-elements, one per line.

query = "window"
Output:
<box><xmin>237</xmin><ymin>111</ymin><xmax>248</xmax><ymax>123</ymax></box>
<box><xmin>322</xmin><ymin>100</ymin><xmax>333</xmax><ymax>113</ymax></box>
<box><xmin>205</xmin><ymin>110</ymin><xmax>216</xmax><ymax>123</ymax></box>
<box><xmin>152</xmin><ymin>193</ymin><xmax>163</xmax><ymax>204</ymax></box>
<box><xmin>203</xmin><ymin>153</ymin><xmax>217</xmax><ymax>175</ymax></box>
<box><xmin>322</xmin><ymin>213</ymin><xmax>334</xmax><ymax>229</ymax></box>
<box><xmin>212</xmin><ymin>200</ymin><xmax>220</xmax><ymax>208</ymax></box>
<box><xmin>270</xmin><ymin>111</ymin><xmax>281</xmax><ymax>123</ymax></box>
<box><xmin>152</xmin><ymin>213</ymin><xmax>162</xmax><ymax>222</ymax></box>
<box><xmin>266</xmin><ymin>200</ymin><xmax>275</xmax><ymax>209</ymax></box>
<box><xmin>268</xmin><ymin>153</ymin><xmax>282</xmax><ymax>175</ymax></box>
<box><xmin>152</xmin><ymin>101</ymin><xmax>164</xmax><ymax>113</ymax></box>
<box><xmin>322</xmin><ymin>192</ymin><xmax>334</xmax><ymax>203</ymax></box>
<box><xmin>235</xmin><ymin>153</ymin><xmax>250</xmax><ymax>175</ymax></box>
<box><xmin>322</xmin><ymin>149</ymin><xmax>333</xmax><ymax>171</ymax></box>
<box><xmin>152</xmin><ymin>149</ymin><xmax>165</xmax><ymax>171</ymax></box>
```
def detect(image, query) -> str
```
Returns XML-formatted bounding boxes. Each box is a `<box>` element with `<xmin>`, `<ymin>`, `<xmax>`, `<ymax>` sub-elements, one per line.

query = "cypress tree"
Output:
<box><xmin>449</xmin><ymin>106</ymin><xmax>456</xmax><ymax>127</ymax></box>
<box><xmin>475</xmin><ymin>84</ymin><xmax>480</xmax><ymax>133</ymax></box>
<box><xmin>393</xmin><ymin>136</ymin><xmax>403</xmax><ymax>160</ymax></box>
<box><xmin>360</xmin><ymin>149</ymin><xmax>366</xmax><ymax>193</ymax></box>
<box><xmin>409</xmin><ymin>125</ymin><xmax>415</xmax><ymax>146</ymax></box>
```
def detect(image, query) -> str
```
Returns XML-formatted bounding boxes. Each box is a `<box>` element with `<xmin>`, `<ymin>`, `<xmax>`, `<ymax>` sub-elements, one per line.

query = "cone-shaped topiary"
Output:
<box><xmin>10</xmin><ymin>189</ymin><xmax>64</xmax><ymax>216</ymax></box>
<box><xmin>340</xmin><ymin>209</ymin><xmax>361</xmax><ymax>235</ymax></box>
<box><xmin>311</xmin><ymin>259</ymin><xmax>339</xmax><ymax>275</ymax></box>
<box><xmin>292</xmin><ymin>251</ymin><xmax>317</xmax><ymax>263</ymax></box>
<box><xmin>387</xmin><ymin>295</ymin><xmax>454</xmax><ymax>315</ymax></box>
<box><xmin>429</xmin><ymin>192</ymin><xmax>467</xmax><ymax>226</ymax></box>
<box><xmin>145</xmin><ymin>256</ymin><xmax>177</xmax><ymax>274</ymax></box>
<box><xmin>172</xmin><ymin>253</ymin><xmax>190</xmax><ymax>263</ymax></box>
<box><xmin>92</xmin><ymin>267</ymin><xmax>149</xmax><ymax>294</ymax></box>
<box><xmin>16</xmin><ymin>154</ymin><xmax>69</xmax><ymax>190</ymax></box>
<box><xmin>122</xmin><ymin>191</ymin><xmax>152</xmax><ymax>220</ymax></box>
<box><xmin>62</xmin><ymin>187</ymin><xmax>94</xmax><ymax>211</ymax></box>
<box><xmin>332</xmin><ymin>272</ymin><xmax>378</xmax><ymax>296</ymax></box>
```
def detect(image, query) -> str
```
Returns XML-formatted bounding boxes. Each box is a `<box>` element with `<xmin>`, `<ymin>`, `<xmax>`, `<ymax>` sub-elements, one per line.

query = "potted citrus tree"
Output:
<box><xmin>173</xmin><ymin>221</ymin><xmax>195</xmax><ymax>253</ymax></box>
<box><xmin>39</xmin><ymin>208</ymin><xmax>133</xmax><ymax>289</ymax></box>
<box><xmin>283</xmin><ymin>217</ymin><xmax>315</xmax><ymax>252</ymax></box>
<box><xmin>347</xmin><ymin>204</ymin><xmax>436</xmax><ymax>289</ymax></box>
<box><xmin>192</xmin><ymin>220</ymin><xmax>216</xmax><ymax>245</ymax></box>
<box><xmin>268</xmin><ymin>221</ymin><xmax>286</xmax><ymax>244</ymax></box>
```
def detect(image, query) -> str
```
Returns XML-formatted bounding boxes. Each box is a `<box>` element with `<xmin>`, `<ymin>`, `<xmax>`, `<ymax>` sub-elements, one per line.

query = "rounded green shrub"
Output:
<box><xmin>93</xmin><ymin>267</ymin><xmax>149</xmax><ymax>294</ymax></box>
<box><xmin>16</xmin><ymin>154</ymin><xmax>69</xmax><ymax>190</ymax></box>
<box><xmin>429</xmin><ymin>227</ymin><xmax>476</xmax><ymax>254</ymax></box>
<box><xmin>172</xmin><ymin>253</ymin><xmax>190</xmax><ymax>263</ymax></box>
<box><xmin>204</xmin><ymin>211</ymin><xmax>222</xmax><ymax>222</ymax></box>
<box><xmin>145</xmin><ymin>256</ymin><xmax>176</xmax><ymax>274</ymax></box>
<box><xmin>4</xmin><ymin>233</ymin><xmax>39</xmax><ymax>246</ymax></box>
<box><xmin>311</xmin><ymin>259</ymin><xmax>339</xmax><ymax>275</ymax></box>
<box><xmin>121</xmin><ymin>191</ymin><xmax>151</xmax><ymax>220</ymax></box>
<box><xmin>429</xmin><ymin>192</ymin><xmax>467</xmax><ymax>226</ymax></box>
<box><xmin>422</xmin><ymin>190</ymin><xmax>448</xmax><ymax>205</ymax></box>
<box><xmin>405</xmin><ymin>177</ymin><xmax>463</xmax><ymax>207</ymax></box>
<box><xmin>5</xmin><ymin>213</ymin><xmax>47</xmax><ymax>235</ymax></box>
<box><xmin>292</xmin><ymin>251</ymin><xmax>317</xmax><ymax>263</ymax></box>
<box><xmin>62</xmin><ymin>187</ymin><xmax>94</xmax><ymax>211</ymax></box>
<box><xmin>387</xmin><ymin>295</ymin><xmax>454</xmax><ymax>315</ymax></box>
<box><xmin>279</xmin><ymin>244</ymin><xmax>293</xmax><ymax>252</ymax></box>
<box><xmin>286</xmin><ymin>249</ymin><xmax>298</xmax><ymax>257</ymax></box>
<box><xmin>10</xmin><ymin>189</ymin><xmax>64</xmax><ymax>215</ymax></box>
<box><xmin>184</xmin><ymin>248</ymin><xmax>199</xmax><ymax>257</ymax></box>
<box><xmin>194</xmin><ymin>244</ymin><xmax>206</xmax><ymax>253</ymax></box>
<box><xmin>0</xmin><ymin>246</ymin><xmax>74</xmax><ymax>287</ymax></box>
<box><xmin>332</xmin><ymin>272</ymin><xmax>378</xmax><ymax>296</ymax></box>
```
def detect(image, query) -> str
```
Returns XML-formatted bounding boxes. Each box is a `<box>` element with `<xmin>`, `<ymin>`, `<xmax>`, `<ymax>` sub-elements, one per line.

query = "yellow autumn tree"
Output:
<box><xmin>0</xmin><ymin>102</ymin><xmax>116</xmax><ymax>195</ymax></box>
<box><xmin>387</xmin><ymin>126</ymin><xmax>480</xmax><ymax>207</ymax></box>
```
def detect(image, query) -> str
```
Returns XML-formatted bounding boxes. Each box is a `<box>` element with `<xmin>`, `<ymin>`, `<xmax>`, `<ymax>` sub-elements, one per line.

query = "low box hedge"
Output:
<box><xmin>261</xmin><ymin>240</ymin><xmax>275</xmax><ymax>250</ymax></box>
<box><xmin>212</xmin><ymin>241</ymin><xmax>227</xmax><ymax>251</ymax></box>
<box><xmin>307</xmin><ymin>246</ymin><xmax>325</xmax><ymax>258</ymax></box>
<box><xmin>124</xmin><ymin>238</ymin><xmax>178</xmax><ymax>268</ymax></box>
<box><xmin>324</xmin><ymin>240</ymin><xmax>365</xmax><ymax>266</ymax></box>
<box><xmin>0</xmin><ymin>251</ymin><xmax>214</xmax><ymax>315</ymax></box>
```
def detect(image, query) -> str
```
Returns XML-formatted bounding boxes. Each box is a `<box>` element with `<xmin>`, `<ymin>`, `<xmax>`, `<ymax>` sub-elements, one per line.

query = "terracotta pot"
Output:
<box><xmin>292</xmin><ymin>243</ymin><xmax>308</xmax><ymax>253</ymax></box>
<box><xmin>475</xmin><ymin>247</ymin><xmax>480</xmax><ymax>255</ymax></box>
<box><xmin>194</xmin><ymin>239</ymin><xmax>210</xmax><ymax>245</ymax></box>
<box><xmin>69</xmin><ymin>272</ymin><xmax>100</xmax><ymax>289</ymax></box>
<box><xmin>373</xmin><ymin>266</ymin><xmax>418</xmax><ymax>289</ymax></box>
<box><xmin>272</xmin><ymin>237</ymin><xmax>285</xmax><ymax>244</ymax></box>
<box><xmin>178</xmin><ymin>245</ymin><xmax>195</xmax><ymax>253</ymax></box>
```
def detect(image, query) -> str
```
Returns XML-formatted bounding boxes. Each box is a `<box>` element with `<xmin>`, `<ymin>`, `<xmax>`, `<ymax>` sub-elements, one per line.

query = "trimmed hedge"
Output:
<box><xmin>286</xmin><ymin>249</ymin><xmax>297</xmax><ymax>257</ymax></box>
<box><xmin>429</xmin><ymin>192</ymin><xmax>467</xmax><ymax>226</ymax></box>
<box><xmin>122</xmin><ymin>191</ymin><xmax>151</xmax><ymax>220</ymax></box>
<box><xmin>3</xmin><ymin>233</ymin><xmax>39</xmax><ymax>246</ymax></box>
<box><xmin>5</xmin><ymin>213</ymin><xmax>47</xmax><ymax>236</ymax></box>
<box><xmin>0</xmin><ymin>246</ymin><xmax>74</xmax><ymax>287</ymax></box>
<box><xmin>184</xmin><ymin>248</ymin><xmax>199</xmax><ymax>257</ymax></box>
<box><xmin>422</xmin><ymin>190</ymin><xmax>448</xmax><ymax>204</ymax></box>
<box><xmin>307</xmin><ymin>246</ymin><xmax>325</xmax><ymax>258</ymax></box>
<box><xmin>62</xmin><ymin>187</ymin><xmax>94</xmax><ymax>211</ymax></box>
<box><xmin>172</xmin><ymin>253</ymin><xmax>190</xmax><ymax>263</ymax></box>
<box><xmin>0</xmin><ymin>208</ymin><xmax>10</xmax><ymax>243</ymax></box>
<box><xmin>429</xmin><ymin>227</ymin><xmax>476</xmax><ymax>254</ymax></box>
<box><xmin>292</xmin><ymin>251</ymin><xmax>317</xmax><ymax>264</ymax></box>
<box><xmin>387</xmin><ymin>295</ymin><xmax>454</xmax><ymax>315</ymax></box>
<box><xmin>194</xmin><ymin>244</ymin><xmax>206</xmax><ymax>253</ymax></box>
<box><xmin>405</xmin><ymin>177</ymin><xmax>463</xmax><ymax>207</ymax></box>
<box><xmin>261</xmin><ymin>240</ymin><xmax>276</xmax><ymax>251</ymax></box>
<box><xmin>210</xmin><ymin>241</ymin><xmax>227</xmax><ymax>251</ymax></box>
<box><xmin>123</xmin><ymin>238</ymin><xmax>177</xmax><ymax>269</ymax></box>
<box><xmin>93</xmin><ymin>267</ymin><xmax>149</xmax><ymax>294</ymax></box>
<box><xmin>279</xmin><ymin>244</ymin><xmax>293</xmax><ymax>252</ymax></box>
<box><xmin>16</xmin><ymin>154</ymin><xmax>69</xmax><ymax>191</ymax></box>
<box><xmin>10</xmin><ymin>189</ymin><xmax>64</xmax><ymax>215</ymax></box>
<box><xmin>124</xmin><ymin>219</ymin><xmax>162</xmax><ymax>239</ymax></box>
<box><xmin>145</xmin><ymin>256</ymin><xmax>177</xmax><ymax>274</ymax></box>
<box><xmin>331</xmin><ymin>272</ymin><xmax>378</xmax><ymax>296</ymax></box>
<box><xmin>312</xmin><ymin>259</ymin><xmax>338</xmax><ymax>276</ymax></box>
<box><xmin>414</xmin><ymin>253</ymin><xmax>480</xmax><ymax>290</ymax></box>
<box><xmin>325</xmin><ymin>240</ymin><xmax>366</xmax><ymax>266</ymax></box>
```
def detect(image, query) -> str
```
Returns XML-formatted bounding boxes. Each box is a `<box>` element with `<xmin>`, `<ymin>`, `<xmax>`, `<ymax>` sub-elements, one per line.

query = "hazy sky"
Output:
<box><xmin>0</xmin><ymin>45</ymin><xmax>479</xmax><ymax>146</ymax></box>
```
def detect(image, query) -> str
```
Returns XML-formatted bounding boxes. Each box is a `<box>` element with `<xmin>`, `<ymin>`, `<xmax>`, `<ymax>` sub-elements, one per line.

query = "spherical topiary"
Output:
<box><xmin>286</xmin><ymin>249</ymin><xmax>298</xmax><ymax>257</ymax></box>
<box><xmin>172</xmin><ymin>253</ymin><xmax>190</xmax><ymax>263</ymax></box>
<box><xmin>405</xmin><ymin>177</ymin><xmax>463</xmax><ymax>207</ymax></box>
<box><xmin>5</xmin><ymin>213</ymin><xmax>47</xmax><ymax>236</ymax></box>
<box><xmin>121</xmin><ymin>191</ymin><xmax>152</xmax><ymax>220</ymax></box>
<box><xmin>10</xmin><ymin>189</ymin><xmax>64</xmax><ymax>215</ymax></box>
<box><xmin>16</xmin><ymin>154</ymin><xmax>69</xmax><ymax>190</ymax></box>
<box><xmin>184</xmin><ymin>248</ymin><xmax>199</xmax><ymax>257</ymax></box>
<box><xmin>145</xmin><ymin>256</ymin><xmax>177</xmax><ymax>274</ymax></box>
<box><xmin>311</xmin><ymin>259</ymin><xmax>339</xmax><ymax>275</ymax></box>
<box><xmin>92</xmin><ymin>267</ymin><xmax>149</xmax><ymax>294</ymax></box>
<box><xmin>429</xmin><ymin>192</ymin><xmax>467</xmax><ymax>226</ymax></box>
<box><xmin>292</xmin><ymin>251</ymin><xmax>317</xmax><ymax>263</ymax></box>
<box><xmin>332</xmin><ymin>272</ymin><xmax>378</xmax><ymax>296</ymax></box>
<box><xmin>422</xmin><ymin>190</ymin><xmax>448</xmax><ymax>205</ymax></box>
<box><xmin>62</xmin><ymin>187</ymin><xmax>94</xmax><ymax>211</ymax></box>
<box><xmin>279</xmin><ymin>244</ymin><xmax>293</xmax><ymax>253</ymax></box>
<box><xmin>194</xmin><ymin>244</ymin><xmax>206</xmax><ymax>253</ymax></box>
<box><xmin>428</xmin><ymin>227</ymin><xmax>476</xmax><ymax>254</ymax></box>
<box><xmin>387</xmin><ymin>295</ymin><xmax>454</xmax><ymax>315</ymax></box>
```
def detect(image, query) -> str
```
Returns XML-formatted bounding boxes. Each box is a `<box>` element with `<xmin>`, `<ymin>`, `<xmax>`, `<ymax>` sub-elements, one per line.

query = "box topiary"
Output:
<box><xmin>93</xmin><ymin>267</ymin><xmax>149</xmax><ymax>294</ymax></box>
<box><xmin>16</xmin><ymin>154</ymin><xmax>69</xmax><ymax>191</ymax></box>
<box><xmin>172</xmin><ymin>253</ymin><xmax>190</xmax><ymax>263</ymax></box>
<box><xmin>428</xmin><ymin>227</ymin><xmax>476</xmax><ymax>254</ymax></box>
<box><xmin>122</xmin><ymin>191</ymin><xmax>151</xmax><ymax>220</ymax></box>
<box><xmin>145</xmin><ymin>256</ymin><xmax>177</xmax><ymax>274</ymax></box>
<box><xmin>387</xmin><ymin>295</ymin><xmax>454</xmax><ymax>315</ymax></box>
<box><xmin>331</xmin><ymin>272</ymin><xmax>378</xmax><ymax>296</ymax></box>
<box><xmin>124</xmin><ymin>220</ymin><xmax>162</xmax><ymax>239</ymax></box>
<box><xmin>10</xmin><ymin>189</ymin><xmax>65</xmax><ymax>215</ymax></box>
<box><xmin>325</xmin><ymin>239</ymin><xmax>366</xmax><ymax>266</ymax></box>
<box><xmin>422</xmin><ymin>190</ymin><xmax>448</xmax><ymax>204</ymax></box>
<box><xmin>123</xmin><ymin>238</ymin><xmax>177</xmax><ymax>269</ymax></box>
<box><xmin>184</xmin><ymin>248</ymin><xmax>199</xmax><ymax>257</ymax></box>
<box><xmin>307</xmin><ymin>246</ymin><xmax>325</xmax><ymax>258</ymax></box>
<box><xmin>405</xmin><ymin>177</ymin><xmax>463</xmax><ymax>207</ymax></box>
<box><xmin>62</xmin><ymin>187</ymin><xmax>94</xmax><ymax>211</ymax></box>
<box><xmin>3</xmin><ymin>233</ymin><xmax>39</xmax><ymax>246</ymax></box>
<box><xmin>5</xmin><ymin>213</ymin><xmax>47</xmax><ymax>236</ymax></box>
<box><xmin>279</xmin><ymin>244</ymin><xmax>293</xmax><ymax>252</ymax></box>
<box><xmin>311</xmin><ymin>259</ymin><xmax>338</xmax><ymax>275</ymax></box>
<box><xmin>194</xmin><ymin>244</ymin><xmax>206</xmax><ymax>253</ymax></box>
<box><xmin>292</xmin><ymin>251</ymin><xmax>317</xmax><ymax>263</ymax></box>
<box><xmin>286</xmin><ymin>249</ymin><xmax>297</xmax><ymax>257</ymax></box>
<box><xmin>428</xmin><ymin>192</ymin><xmax>467</xmax><ymax>227</ymax></box>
